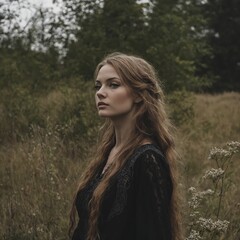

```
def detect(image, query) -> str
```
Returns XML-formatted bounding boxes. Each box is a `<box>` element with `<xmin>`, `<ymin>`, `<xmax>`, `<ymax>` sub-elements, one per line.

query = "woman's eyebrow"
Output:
<box><xmin>95</xmin><ymin>77</ymin><xmax>121</xmax><ymax>83</ymax></box>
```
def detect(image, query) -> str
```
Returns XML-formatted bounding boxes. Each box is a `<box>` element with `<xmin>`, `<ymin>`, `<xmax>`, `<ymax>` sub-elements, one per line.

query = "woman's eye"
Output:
<box><xmin>94</xmin><ymin>85</ymin><xmax>101</xmax><ymax>91</ymax></box>
<box><xmin>110</xmin><ymin>83</ymin><xmax>120</xmax><ymax>89</ymax></box>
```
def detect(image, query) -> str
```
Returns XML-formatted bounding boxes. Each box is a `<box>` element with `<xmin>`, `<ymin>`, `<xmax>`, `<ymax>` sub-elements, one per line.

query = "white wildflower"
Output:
<box><xmin>190</xmin><ymin>210</ymin><xmax>200</xmax><ymax>218</ymax></box>
<box><xmin>203</xmin><ymin>189</ymin><xmax>214</xmax><ymax>195</ymax></box>
<box><xmin>36</xmin><ymin>226</ymin><xmax>44</xmax><ymax>233</ymax></box>
<box><xmin>208</xmin><ymin>147</ymin><xmax>232</xmax><ymax>160</ymax></box>
<box><xmin>202</xmin><ymin>168</ymin><xmax>225</xmax><ymax>181</ymax></box>
<box><xmin>186</xmin><ymin>230</ymin><xmax>202</xmax><ymax>240</ymax></box>
<box><xmin>197</xmin><ymin>217</ymin><xmax>230</xmax><ymax>233</ymax></box>
<box><xmin>188</xmin><ymin>187</ymin><xmax>196</xmax><ymax>193</ymax></box>
<box><xmin>226</xmin><ymin>141</ymin><xmax>240</xmax><ymax>154</ymax></box>
<box><xmin>56</xmin><ymin>192</ymin><xmax>61</xmax><ymax>200</ymax></box>
<box><xmin>188</xmin><ymin>188</ymin><xmax>214</xmax><ymax>209</ymax></box>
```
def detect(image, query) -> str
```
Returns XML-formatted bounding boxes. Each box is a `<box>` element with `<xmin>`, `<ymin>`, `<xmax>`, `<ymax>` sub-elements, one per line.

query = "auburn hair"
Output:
<box><xmin>69</xmin><ymin>52</ymin><xmax>183</xmax><ymax>240</ymax></box>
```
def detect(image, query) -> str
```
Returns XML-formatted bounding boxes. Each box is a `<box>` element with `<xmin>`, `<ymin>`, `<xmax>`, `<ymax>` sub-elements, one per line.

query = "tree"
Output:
<box><xmin>0</xmin><ymin>0</ymin><xmax>61</xmax><ymax>91</ymax></box>
<box><xmin>101</xmin><ymin>0</ymin><xmax>146</xmax><ymax>53</ymax></box>
<box><xmin>62</xmin><ymin>0</ymin><xmax>104</xmax><ymax>79</ymax></box>
<box><xmin>63</xmin><ymin>0</ymin><xmax>146</xmax><ymax>80</ymax></box>
<box><xmin>144</xmin><ymin>0</ymin><xmax>211</xmax><ymax>92</ymax></box>
<box><xmin>203</xmin><ymin>0</ymin><xmax>240</xmax><ymax>91</ymax></box>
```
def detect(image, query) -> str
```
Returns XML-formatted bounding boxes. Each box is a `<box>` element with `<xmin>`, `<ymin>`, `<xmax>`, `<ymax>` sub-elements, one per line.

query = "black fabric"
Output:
<box><xmin>72</xmin><ymin>144</ymin><xmax>173</xmax><ymax>240</ymax></box>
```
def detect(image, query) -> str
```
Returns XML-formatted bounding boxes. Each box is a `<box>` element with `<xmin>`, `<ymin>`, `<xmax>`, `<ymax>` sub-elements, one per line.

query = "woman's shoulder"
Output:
<box><xmin>130</xmin><ymin>144</ymin><xmax>168</xmax><ymax>167</ymax></box>
<box><xmin>119</xmin><ymin>143</ymin><xmax>169</xmax><ymax>180</ymax></box>
<box><xmin>133</xmin><ymin>143</ymin><xmax>164</xmax><ymax>159</ymax></box>
<box><xmin>132</xmin><ymin>144</ymin><xmax>169</xmax><ymax>173</ymax></box>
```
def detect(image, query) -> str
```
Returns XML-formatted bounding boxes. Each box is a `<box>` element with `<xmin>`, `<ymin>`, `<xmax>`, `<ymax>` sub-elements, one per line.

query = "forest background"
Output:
<box><xmin>0</xmin><ymin>0</ymin><xmax>239</xmax><ymax>239</ymax></box>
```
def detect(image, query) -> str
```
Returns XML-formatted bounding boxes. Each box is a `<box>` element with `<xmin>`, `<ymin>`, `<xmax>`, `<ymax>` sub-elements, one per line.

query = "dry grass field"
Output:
<box><xmin>178</xmin><ymin>93</ymin><xmax>240</xmax><ymax>182</ymax></box>
<box><xmin>0</xmin><ymin>91</ymin><xmax>239</xmax><ymax>240</ymax></box>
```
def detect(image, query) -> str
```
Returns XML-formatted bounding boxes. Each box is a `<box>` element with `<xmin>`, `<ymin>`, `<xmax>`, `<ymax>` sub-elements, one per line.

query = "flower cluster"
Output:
<box><xmin>197</xmin><ymin>217</ymin><xmax>229</xmax><ymax>233</ymax></box>
<box><xmin>226</xmin><ymin>141</ymin><xmax>240</xmax><ymax>154</ymax></box>
<box><xmin>186</xmin><ymin>141</ymin><xmax>238</xmax><ymax>240</ymax></box>
<box><xmin>202</xmin><ymin>168</ymin><xmax>224</xmax><ymax>181</ymax></box>
<box><xmin>188</xmin><ymin>187</ymin><xmax>214</xmax><ymax>209</ymax></box>
<box><xmin>186</xmin><ymin>230</ymin><xmax>202</xmax><ymax>240</ymax></box>
<box><xmin>208</xmin><ymin>147</ymin><xmax>231</xmax><ymax>160</ymax></box>
<box><xmin>208</xmin><ymin>141</ymin><xmax>240</xmax><ymax>161</ymax></box>
<box><xmin>189</xmin><ymin>211</ymin><xmax>200</xmax><ymax>218</ymax></box>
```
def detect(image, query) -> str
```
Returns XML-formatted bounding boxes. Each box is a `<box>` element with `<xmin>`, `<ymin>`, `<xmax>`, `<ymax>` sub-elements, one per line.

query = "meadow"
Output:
<box><xmin>0</xmin><ymin>89</ymin><xmax>239</xmax><ymax>240</ymax></box>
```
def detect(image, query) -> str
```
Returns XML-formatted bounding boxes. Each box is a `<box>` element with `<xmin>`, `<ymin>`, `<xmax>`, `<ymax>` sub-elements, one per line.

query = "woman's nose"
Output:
<box><xmin>96</xmin><ymin>86</ymin><xmax>107</xmax><ymax>99</ymax></box>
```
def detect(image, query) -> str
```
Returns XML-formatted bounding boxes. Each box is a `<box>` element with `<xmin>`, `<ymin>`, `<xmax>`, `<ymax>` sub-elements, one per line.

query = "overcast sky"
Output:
<box><xmin>3</xmin><ymin>0</ymin><xmax>62</xmax><ymax>28</ymax></box>
<box><xmin>1</xmin><ymin>0</ymin><xmax>148</xmax><ymax>36</ymax></box>
<box><xmin>3</xmin><ymin>0</ymin><xmax>149</xmax><ymax>27</ymax></box>
<box><xmin>23</xmin><ymin>0</ymin><xmax>61</xmax><ymax>18</ymax></box>
<box><xmin>24</xmin><ymin>0</ymin><xmax>57</xmax><ymax>8</ymax></box>
<box><xmin>0</xmin><ymin>0</ymin><xmax>60</xmax><ymax>21</ymax></box>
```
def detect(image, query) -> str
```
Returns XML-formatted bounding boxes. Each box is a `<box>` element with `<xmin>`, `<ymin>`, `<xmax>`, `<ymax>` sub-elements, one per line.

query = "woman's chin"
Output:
<box><xmin>98</xmin><ymin>112</ymin><xmax>112</xmax><ymax>118</ymax></box>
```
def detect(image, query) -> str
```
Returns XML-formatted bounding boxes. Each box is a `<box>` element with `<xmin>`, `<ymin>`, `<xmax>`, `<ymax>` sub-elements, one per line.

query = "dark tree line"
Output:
<box><xmin>203</xmin><ymin>0</ymin><xmax>240</xmax><ymax>91</ymax></box>
<box><xmin>0</xmin><ymin>0</ymin><xmax>239</xmax><ymax>93</ymax></box>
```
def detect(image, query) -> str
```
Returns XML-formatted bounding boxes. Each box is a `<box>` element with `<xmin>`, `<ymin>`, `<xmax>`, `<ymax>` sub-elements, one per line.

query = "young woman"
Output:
<box><xmin>69</xmin><ymin>52</ymin><xmax>182</xmax><ymax>240</ymax></box>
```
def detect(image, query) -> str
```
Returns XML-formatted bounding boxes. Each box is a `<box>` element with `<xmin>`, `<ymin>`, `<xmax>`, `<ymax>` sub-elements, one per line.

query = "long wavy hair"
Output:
<box><xmin>69</xmin><ymin>52</ymin><xmax>182</xmax><ymax>240</ymax></box>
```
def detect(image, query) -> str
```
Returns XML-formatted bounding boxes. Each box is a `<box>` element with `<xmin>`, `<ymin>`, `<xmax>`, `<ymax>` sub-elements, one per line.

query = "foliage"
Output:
<box><xmin>0</xmin><ymin>86</ymin><xmax>43</xmax><ymax>143</ymax></box>
<box><xmin>39</xmin><ymin>83</ymin><xmax>101</xmax><ymax>150</ymax></box>
<box><xmin>0</xmin><ymin>82</ymin><xmax>100</xmax><ymax>142</ymax></box>
<box><xmin>63</xmin><ymin>0</ymin><xmax>146</xmax><ymax>80</ymax></box>
<box><xmin>202</xmin><ymin>0</ymin><xmax>240</xmax><ymax>91</ymax></box>
<box><xmin>62</xmin><ymin>0</ymin><xmax>104</xmax><ymax>79</ymax></box>
<box><xmin>1</xmin><ymin>0</ymin><xmax>239</xmax><ymax>92</ymax></box>
<box><xmin>167</xmin><ymin>90</ymin><xmax>195</xmax><ymax>126</ymax></box>
<box><xmin>0</xmin><ymin>46</ymin><xmax>60</xmax><ymax>91</ymax></box>
<box><xmin>63</xmin><ymin>0</ymin><xmax>212</xmax><ymax>91</ymax></box>
<box><xmin>144</xmin><ymin>0</ymin><xmax>211</xmax><ymax>91</ymax></box>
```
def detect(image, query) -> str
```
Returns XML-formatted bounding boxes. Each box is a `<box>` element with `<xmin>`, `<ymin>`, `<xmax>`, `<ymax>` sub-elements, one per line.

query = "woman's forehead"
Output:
<box><xmin>96</xmin><ymin>64</ymin><xmax>121</xmax><ymax>81</ymax></box>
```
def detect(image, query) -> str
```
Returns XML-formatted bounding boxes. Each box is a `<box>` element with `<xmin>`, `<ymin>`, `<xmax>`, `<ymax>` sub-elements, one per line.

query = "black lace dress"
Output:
<box><xmin>72</xmin><ymin>144</ymin><xmax>173</xmax><ymax>240</ymax></box>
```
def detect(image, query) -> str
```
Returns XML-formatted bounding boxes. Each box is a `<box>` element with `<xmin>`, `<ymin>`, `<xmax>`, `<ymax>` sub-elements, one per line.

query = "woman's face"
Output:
<box><xmin>95</xmin><ymin>64</ymin><xmax>135</xmax><ymax>119</ymax></box>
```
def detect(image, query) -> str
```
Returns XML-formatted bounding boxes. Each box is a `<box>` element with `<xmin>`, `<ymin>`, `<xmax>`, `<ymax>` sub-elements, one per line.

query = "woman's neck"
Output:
<box><xmin>111</xmin><ymin>114</ymin><xmax>135</xmax><ymax>150</ymax></box>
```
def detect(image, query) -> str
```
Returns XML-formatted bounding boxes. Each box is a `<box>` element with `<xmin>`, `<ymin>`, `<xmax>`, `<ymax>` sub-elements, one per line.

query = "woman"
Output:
<box><xmin>69</xmin><ymin>52</ymin><xmax>182</xmax><ymax>240</ymax></box>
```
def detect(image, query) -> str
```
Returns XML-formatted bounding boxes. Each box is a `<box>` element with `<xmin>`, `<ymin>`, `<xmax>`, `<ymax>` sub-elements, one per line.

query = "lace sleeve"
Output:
<box><xmin>134</xmin><ymin>150</ymin><xmax>173</xmax><ymax>240</ymax></box>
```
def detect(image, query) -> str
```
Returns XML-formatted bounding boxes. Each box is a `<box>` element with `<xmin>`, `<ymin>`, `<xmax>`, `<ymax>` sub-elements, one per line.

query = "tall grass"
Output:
<box><xmin>177</xmin><ymin>92</ymin><xmax>240</xmax><ymax>240</ymax></box>
<box><xmin>0</xmin><ymin>91</ymin><xmax>239</xmax><ymax>239</ymax></box>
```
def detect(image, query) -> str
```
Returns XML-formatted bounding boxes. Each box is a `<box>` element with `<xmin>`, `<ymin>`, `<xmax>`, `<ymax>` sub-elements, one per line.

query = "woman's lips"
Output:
<box><xmin>98</xmin><ymin>102</ymin><xmax>109</xmax><ymax>107</ymax></box>
<box><xmin>98</xmin><ymin>102</ymin><xmax>109</xmax><ymax>108</ymax></box>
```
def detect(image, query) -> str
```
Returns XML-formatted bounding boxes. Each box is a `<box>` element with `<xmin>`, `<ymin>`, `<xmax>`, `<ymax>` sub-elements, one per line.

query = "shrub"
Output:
<box><xmin>0</xmin><ymin>86</ymin><xmax>44</xmax><ymax>143</ymax></box>
<box><xmin>167</xmin><ymin>90</ymin><xmax>195</xmax><ymax>126</ymax></box>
